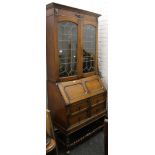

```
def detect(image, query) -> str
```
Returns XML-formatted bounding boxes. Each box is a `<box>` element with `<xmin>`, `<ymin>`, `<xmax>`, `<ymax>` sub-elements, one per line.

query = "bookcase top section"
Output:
<box><xmin>46</xmin><ymin>2</ymin><xmax>101</xmax><ymax>17</ymax></box>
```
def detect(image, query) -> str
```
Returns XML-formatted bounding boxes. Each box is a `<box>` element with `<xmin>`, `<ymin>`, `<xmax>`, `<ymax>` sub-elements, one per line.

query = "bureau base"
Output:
<box><xmin>55</xmin><ymin>116</ymin><xmax>105</xmax><ymax>154</ymax></box>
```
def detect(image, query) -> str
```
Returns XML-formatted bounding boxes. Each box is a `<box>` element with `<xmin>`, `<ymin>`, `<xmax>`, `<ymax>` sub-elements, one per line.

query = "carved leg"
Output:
<box><xmin>66</xmin><ymin>135</ymin><xmax>70</xmax><ymax>154</ymax></box>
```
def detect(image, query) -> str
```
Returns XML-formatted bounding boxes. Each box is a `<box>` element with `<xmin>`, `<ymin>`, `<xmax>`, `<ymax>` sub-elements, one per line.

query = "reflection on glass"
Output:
<box><xmin>83</xmin><ymin>25</ymin><xmax>96</xmax><ymax>73</ymax></box>
<box><xmin>58</xmin><ymin>22</ymin><xmax>77</xmax><ymax>77</ymax></box>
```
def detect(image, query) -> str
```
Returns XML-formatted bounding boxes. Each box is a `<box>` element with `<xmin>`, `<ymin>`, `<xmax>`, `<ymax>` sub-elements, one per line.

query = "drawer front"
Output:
<box><xmin>69</xmin><ymin>115</ymin><xmax>79</xmax><ymax>126</ymax></box>
<box><xmin>69</xmin><ymin>111</ymin><xmax>88</xmax><ymax>126</ymax></box>
<box><xmin>91</xmin><ymin>103</ymin><xmax>106</xmax><ymax>116</ymax></box>
<box><xmin>79</xmin><ymin>100</ymin><xmax>89</xmax><ymax>110</ymax></box>
<box><xmin>79</xmin><ymin>111</ymin><xmax>88</xmax><ymax>122</ymax></box>
<box><xmin>70</xmin><ymin>99</ymin><xmax>89</xmax><ymax>114</ymax></box>
<box><xmin>70</xmin><ymin>103</ymin><xmax>79</xmax><ymax>113</ymax></box>
<box><xmin>90</xmin><ymin>93</ymin><xmax>106</xmax><ymax>106</ymax></box>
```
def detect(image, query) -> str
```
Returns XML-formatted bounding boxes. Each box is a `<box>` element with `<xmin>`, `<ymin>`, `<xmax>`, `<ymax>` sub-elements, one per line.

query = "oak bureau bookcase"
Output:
<box><xmin>46</xmin><ymin>2</ymin><xmax>107</xmax><ymax>151</ymax></box>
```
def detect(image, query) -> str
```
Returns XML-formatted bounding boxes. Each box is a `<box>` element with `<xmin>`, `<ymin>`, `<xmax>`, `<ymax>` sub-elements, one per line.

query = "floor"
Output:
<box><xmin>58</xmin><ymin>131</ymin><xmax>104</xmax><ymax>155</ymax></box>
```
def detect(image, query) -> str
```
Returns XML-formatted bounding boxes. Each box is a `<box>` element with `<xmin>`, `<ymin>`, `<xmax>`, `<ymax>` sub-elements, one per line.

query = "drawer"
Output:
<box><xmin>79</xmin><ymin>100</ymin><xmax>89</xmax><ymax>110</ymax></box>
<box><xmin>91</xmin><ymin>103</ymin><xmax>106</xmax><ymax>116</ymax></box>
<box><xmin>70</xmin><ymin>99</ymin><xmax>89</xmax><ymax>114</ymax></box>
<box><xmin>69</xmin><ymin>115</ymin><xmax>79</xmax><ymax>126</ymax></box>
<box><xmin>69</xmin><ymin>111</ymin><xmax>88</xmax><ymax>126</ymax></box>
<box><xmin>79</xmin><ymin>111</ymin><xmax>88</xmax><ymax>122</ymax></box>
<box><xmin>90</xmin><ymin>93</ymin><xmax>106</xmax><ymax>106</ymax></box>
<box><xmin>70</xmin><ymin>103</ymin><xmax>79</xmax><ymax>113</ymax></box>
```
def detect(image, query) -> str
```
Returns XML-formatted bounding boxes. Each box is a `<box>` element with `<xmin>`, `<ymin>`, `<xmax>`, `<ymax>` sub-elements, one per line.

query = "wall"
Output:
<box><xmin>98</xmin><ymin>17</ymin><xmax>108</xmax><ymax>89</ymax></box>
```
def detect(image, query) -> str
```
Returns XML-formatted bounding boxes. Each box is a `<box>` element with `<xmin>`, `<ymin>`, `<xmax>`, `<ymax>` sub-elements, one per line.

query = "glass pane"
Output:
<box><xmin>58</xmin><ymin>22</ymin><xmax>78</xmax><ymax>77</ymax></box>
<box><xmin>83</xmin><ymin>25</ymin><xmax>96</xmax><ymax>73</ymax></box>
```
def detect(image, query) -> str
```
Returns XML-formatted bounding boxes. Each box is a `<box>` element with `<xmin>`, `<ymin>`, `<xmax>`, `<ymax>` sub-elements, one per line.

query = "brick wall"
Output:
<box><xmin>98</xmin><ymin>17</ymin><xmax>108</xmax><ymax>89</ymax></box>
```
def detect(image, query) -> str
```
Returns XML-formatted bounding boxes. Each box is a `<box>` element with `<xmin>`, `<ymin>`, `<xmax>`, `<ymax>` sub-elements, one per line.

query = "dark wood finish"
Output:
<box><xmin>56</xmin><ymin>116</ymin><xmax>105</xmax><ymax>151</ymax></box>
<box><xmin>46</xmin><ymin>3</ymin><xmax>107</xmax><ymax>152</ymax></box>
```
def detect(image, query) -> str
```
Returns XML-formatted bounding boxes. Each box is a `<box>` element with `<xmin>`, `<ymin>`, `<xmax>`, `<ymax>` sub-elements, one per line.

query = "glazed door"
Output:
<box><xmin>82</xmin><ymin>21</ymin><xmax>98</xmax><ymax>77</ymax></box>
<box><xmin>57</xmin><ymin>16</ymin><xmax>81</xmax><ymax>81</ymax></box>
<box><xmin>56</xmin><ymin>15</ymin><xmax>98</xmax><ymax>80</ymax></box>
